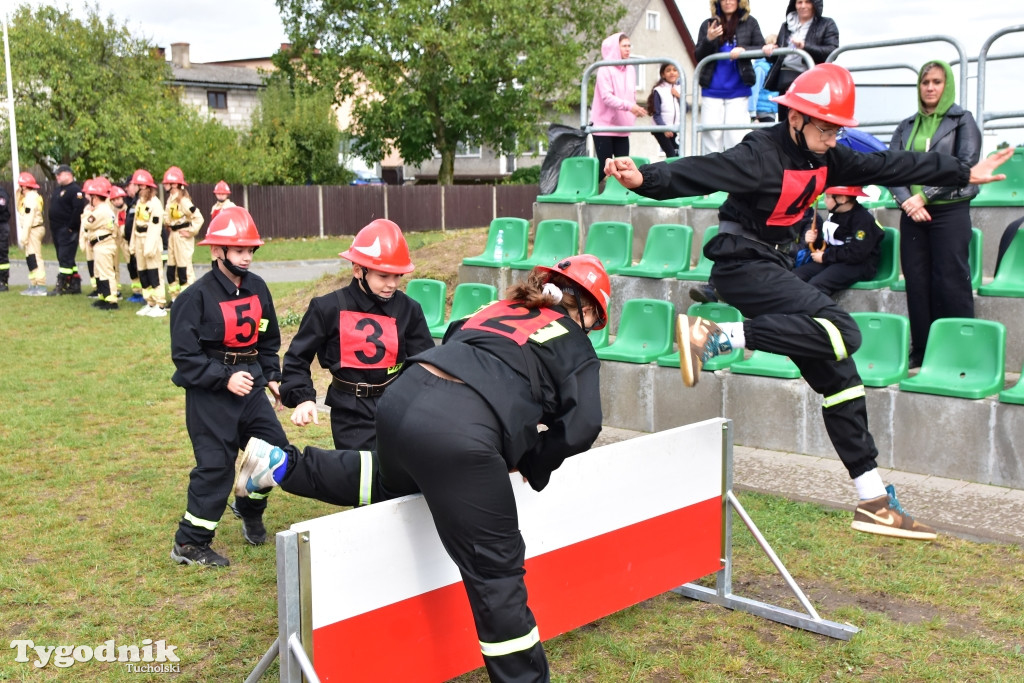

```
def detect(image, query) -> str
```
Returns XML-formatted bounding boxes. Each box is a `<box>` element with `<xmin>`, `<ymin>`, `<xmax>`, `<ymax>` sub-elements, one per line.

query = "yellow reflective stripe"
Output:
<box><xmin>184</xmin><ymin>511</ymin><xmax>218</xmax><ymax>530</ymax></box>
<box><xmin>814</xmin><ymin>317</ymin><xmax>848</xmax><ymax>360</ymax></box>
<box><xmin>358</xmin><ymin>450</ymin><xmax>373</xmax><ymax>506</ymax></box>
<box><xmin>822</xmin><ymin>385</ymin><xmax>865</xmax><ymax>408</ymax></box>
<box><xmin>479</xmin><ymin>626</ymin><xmax>540</xmax><ymax>658</ymax></box>
<box><xmin>248</xmin><ymin>491</ymin><xmax>270</xmax><ymax>500</ymax></box>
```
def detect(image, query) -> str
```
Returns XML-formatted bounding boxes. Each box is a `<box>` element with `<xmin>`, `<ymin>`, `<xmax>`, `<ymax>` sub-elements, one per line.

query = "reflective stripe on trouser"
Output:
<box><xmin>279</xmin><ymin>446</ymin><xmax>384</xmax><ymax>508</ymax></box>
<box><xmin>175</xmin><ymin>382</ymin><xmax>289</xmax><ymax>546</ymax></box>
<box><xmin>92</xmin><ymin>239</ymin><xmax>119</xmax><ymax>301</ymax></box>
<box><xmin>709</xmin><ymin>250</ymin><xmax>879</xmax><ymax>480</ymax></box>
<box><xmin>167</xmin><ymin>232</ymin><xmax>195</xmax><ymax>287</ymax></box>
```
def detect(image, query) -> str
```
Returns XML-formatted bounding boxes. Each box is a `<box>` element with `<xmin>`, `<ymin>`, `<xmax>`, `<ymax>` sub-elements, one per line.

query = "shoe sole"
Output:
<box><xmin>676</xmin><ymin>314</ymin><xmax>698</xmax><ymax>388</ymax></box>
<box><xmin>234</xmin><ymin>447</ymin><xmax>260</xmax><ymax>499</ymax></box>
<box><xmin>850</xmin><ymin>520</ymin><xmax>937</xmax><ymax>541</ymax></box>
<box><xmin>242</xmin><ymin>525</ymin><xmax>267</xmax><ymax>546</ymax></box>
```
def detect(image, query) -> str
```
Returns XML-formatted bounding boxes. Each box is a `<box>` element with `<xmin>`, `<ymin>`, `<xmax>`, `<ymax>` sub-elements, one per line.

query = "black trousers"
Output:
<box><xmin>51</xmin><ymin>225</ymin><xmax>79</xmax><ymax>273</ymax></box>
<box><xmin>707</xmin><ymin>235</ymin><xmax>878</xmax><ymax>479</ymax></box>
<box><xmin>652</xmin><ymin>132</ymin><xmax>679</xmax><ymax>158</ymax></box>
<box><xmin>282</xmin><ymin>364</ymin><xmax>549</xmax><ymax>683</ymax></box>
<box><xmin>325</xmin><ymin>386</ymin><xmax>379</xmax><ymax>451</ymax></box>
<box><xmin>899</xmin><ymin>201</ymin><xmax>974</xmax><ymax>359</ymax></box>
<box><xmin>793</xmin><ymin>260</ymin><xmax>877</xmax><ymax>297</ymax></box>
<box><xmin>592</xmin><ymin>135</ymin><xmax>630</xmax><ymax>181</ymax></box>
<box><xmin>0</xmin><ymin>222</ymin><xmax>9</xmax><ymax>280</ymax></box>
<box><xmin>176</xmin><ymin>383</ymin><xmax>288</xmax><ymax>546</ymax></box>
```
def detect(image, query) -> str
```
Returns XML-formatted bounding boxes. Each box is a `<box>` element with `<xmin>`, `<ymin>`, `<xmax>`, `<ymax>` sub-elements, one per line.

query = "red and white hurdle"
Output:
<box><xmin>246</xmin><ymin>418</ymin><xmax>857</xmax><ymax>683</ymax></box>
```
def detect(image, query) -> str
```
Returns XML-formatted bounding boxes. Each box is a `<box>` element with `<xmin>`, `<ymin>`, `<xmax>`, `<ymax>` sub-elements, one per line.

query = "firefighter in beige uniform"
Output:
<box><xmin>211</xmin><ymin>181</ymin><xmax>236</xmax><ymax>221</ymax></box>
<box><xmin>79</xmin><ymin>176</ymin><xmax>112</xmax><ymax>297</ymax></box>
<box><xmin>17</xmin><ymin>172</ymin><xmax>48</xmax><ymax>296</ymax></box>
<box><xmin>80</xmin><ymin>178</ymin><xmax>120</xmax><ymax>309</ymax></box>
<box><xmin>162</xmin><ymin>166</ymin><xmax>203</xmax><ymax>304</ymax></box>
<box><xmin>129</xmin><ymin>169</ymin><xmax>168</xmax><ymax>317</ymax></box>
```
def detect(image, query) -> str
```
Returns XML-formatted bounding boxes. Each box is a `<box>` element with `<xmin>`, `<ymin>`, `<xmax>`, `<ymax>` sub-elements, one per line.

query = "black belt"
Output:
<box><xmin>135</xmin><ymin>227</ymin><xmax>147</xmax><ymax>234</ymax></box>
<box><xmin>207</xmin><ymin>349</ymin><xmax>259</xmax><ymax>365</ymax></box>
<box><xmin>168</xmin><ymin>223</ymin><xmax>189</xmax><ymax>232</ymax></box>
<box><xmin>718</xmin><ymin>220</ymin><xmax>793</xmax><ymax>251</ymax></box>
<box><xmin>89</xmin><ymin>233</ymin><xmax>113</xmax><ymax>247</ymax></box>
<box><xmin>331</xmin><ymin>375</ymin><xmax>398</xmax><ymax>398</ymax></box>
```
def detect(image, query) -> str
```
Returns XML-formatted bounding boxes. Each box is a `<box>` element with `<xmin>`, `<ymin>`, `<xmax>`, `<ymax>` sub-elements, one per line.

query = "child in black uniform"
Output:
<box><xmin>169</xmin><ymin>206</ymin><xmax>287</xmax><ymax>567</ymax></box>
<box><xmin>281</xmin><ymin>219</ymin><xmax>433</xmax><ymax>450</ymax></box>
<box><xmin>235</xmin><ymin>255</ymin><xmax>611</xmax><ymax>683</ymax></box>
<box><xmin>793</xmin><ymin>185</ymin><xmax>884</xmax><ymax>296</ymax></box>
<box><xmin>606</xmin><ymin>63</ymin><xmax>1012</xmax><ymax>542</ymax></box>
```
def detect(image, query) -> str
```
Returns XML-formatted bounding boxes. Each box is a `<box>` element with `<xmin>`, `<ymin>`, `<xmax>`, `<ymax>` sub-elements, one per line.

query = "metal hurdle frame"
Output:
<box><xmin>249</xmin><ymin>420</ymin><xmax>857</xmax><ymax>682</ymax></box>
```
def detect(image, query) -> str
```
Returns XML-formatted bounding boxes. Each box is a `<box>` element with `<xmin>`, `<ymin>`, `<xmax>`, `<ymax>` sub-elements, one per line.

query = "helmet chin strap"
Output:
<box><xmin>355</xmin><ymin>268</ymin><xmax>393</xmax><ymax>305</ymax></box>
<box><xmin>215</xmin><ymin>247</ymin><xmax>249</xmax><ymax>277</ymax></box>
<box><xmin>794</xmin><ymin>114</ymin><xmax>812</xmax><ymax>152</ymax></box>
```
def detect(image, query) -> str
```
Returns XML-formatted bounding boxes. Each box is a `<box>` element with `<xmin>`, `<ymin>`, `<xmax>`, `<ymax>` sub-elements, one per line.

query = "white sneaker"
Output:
<box><xmin>136</xmin><ymin>304</ymin><xmax>153</xmax><ymax>316</ymax></box>
<box><xmin>147</xmin><ymin>306</ymin><xmax>167</xmax><ymax>318</ymax></box>
<box><xmin>235</xmin><ymin>438</ymin><xmax>287</xmax><ymax>498</ymax></box>
<box><xmin>31</xmin><ymin>285</ymin><xmax>49</xmax><ymax>296</ymax></box>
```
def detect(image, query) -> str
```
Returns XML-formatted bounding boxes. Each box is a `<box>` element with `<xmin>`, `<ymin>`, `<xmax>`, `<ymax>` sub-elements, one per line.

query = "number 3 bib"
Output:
<box><xmin>338</xmin><ymin>311</ymin><xmax>399</xmax><ymax>369</ymax></box>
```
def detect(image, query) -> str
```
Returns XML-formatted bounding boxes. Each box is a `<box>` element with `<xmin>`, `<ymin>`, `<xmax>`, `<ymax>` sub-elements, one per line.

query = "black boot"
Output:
<box><xmin>0</xmin><ymin>272</ymin><xmax>8</xmax><ymax>292</ymax></box>
<box><xmin>66</xmin><ymin>274</ymin><xmax>82</xmax><ymax>295</ymax></box>
<box><xmin>47</xmin><ymin>273</ymin><xmax>67</xmax><ymax>297</ymax></box>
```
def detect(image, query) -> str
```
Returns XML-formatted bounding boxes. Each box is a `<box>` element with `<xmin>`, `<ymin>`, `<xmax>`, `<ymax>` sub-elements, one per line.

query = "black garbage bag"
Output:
<box><xmin>539</xmin><ymin>124</ymin><xmax>589</xmax><ymax>195</ymax></box>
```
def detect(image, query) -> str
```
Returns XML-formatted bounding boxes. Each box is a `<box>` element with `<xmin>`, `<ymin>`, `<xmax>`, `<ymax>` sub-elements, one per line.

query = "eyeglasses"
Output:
<box><xmin>808</xmin><ymin>121</ymin><xmax>846</xmax><ymax>141</ymax></box>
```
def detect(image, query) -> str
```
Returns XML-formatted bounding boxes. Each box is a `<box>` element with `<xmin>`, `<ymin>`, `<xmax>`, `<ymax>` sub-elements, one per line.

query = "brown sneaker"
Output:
<box><xmin>677</xmin><ymin>314</ymin><xmax>732</xmax><ymax>388</ymax></box>
<box><xmin>851</xmin><ymin>491</ymin><xmax>937</xmax><ymax>541</ymax></box>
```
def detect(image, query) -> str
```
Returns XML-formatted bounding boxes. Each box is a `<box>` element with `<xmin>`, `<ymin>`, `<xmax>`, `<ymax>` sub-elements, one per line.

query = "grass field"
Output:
<box><xmin>2</xmin><ymin>234</ymin><xmax>1023</xmax><ymax>681</ymax></box>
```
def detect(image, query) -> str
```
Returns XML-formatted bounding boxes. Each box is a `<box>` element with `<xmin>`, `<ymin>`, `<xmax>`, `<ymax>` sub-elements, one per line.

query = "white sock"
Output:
<box><xmin>716</xmin><ymin>322</ymin><xmax>746</xmax><ymax>349</ymax></box>
<box><xmin>854</xmin><ymin>469</ymin><xmax>887</xmax><ymax>501</ymax></box>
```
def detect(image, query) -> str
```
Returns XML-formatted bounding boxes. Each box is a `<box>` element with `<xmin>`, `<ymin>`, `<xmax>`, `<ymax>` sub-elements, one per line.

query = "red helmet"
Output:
<box><xmin>18</xmin><ymin>171</ymin><xmax>39</xmax><ymax>189</ymax></box>
<box><xmin>534</xmin><ymin>254</ymin><xmax>612</xmax><ymax>330</ymax></box>
<box><xmin>163</xmin><ymin>166</ymin><xmax>187</xmax><ymax>186</ymax></box>
<box><xmin>199</xmin><ymin>206</ymin><xmax>264</xmax><ymax>247</ymax></box>
<box><xmin>825</xmin><ymin>185</ymin><xmax>868</xmax><ymax>197</ymax></box>
<box><xmin>108</xmin><ymin>185</ymin><xmax>128</xmax><ymax>199</ymax></box>
<box><xmin>131</xmin><ymin>169</ymin><xmax>156</xmax><ymax>188</ymax></box>
<box><xmin>82</xmin><ymin>177</ymin><xmax>110</xmax><ymax>198</ymax></box>
<box><xmin>340</xmin><ymin>219</ymin><xmax>414</xmax><ymax>274</ymax></box>
<box><xmin>214</xmin><ymin>180</ymin><xmax>231</xmax><ymax>195</ymax></box>
<box><xmin>773</xmin><ymin>63</ymin><xmax>858</xmax><ymax>127</ymax></box>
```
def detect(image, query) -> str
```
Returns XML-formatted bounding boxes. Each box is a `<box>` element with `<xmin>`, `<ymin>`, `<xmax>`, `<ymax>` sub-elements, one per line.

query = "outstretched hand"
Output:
<box><xmin>970</xmin><ymin>147</ymin><xmax>1014</xmax><ymax>185</ymax></box>
<box><xmin>603</xmin><ymin>157</ymin><xmax>644</xmax><ymax>189</ymax></box>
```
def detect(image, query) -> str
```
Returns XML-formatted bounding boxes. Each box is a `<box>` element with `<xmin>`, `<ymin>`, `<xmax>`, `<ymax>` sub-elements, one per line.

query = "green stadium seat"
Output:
<box><xmin>618</xmin><ymin>224</ymin><xmax>693</xmax><ymax>278</ymax></box>
<box><xmin>850</xmin><ymin>226</ymin><xmax>899</xmax><ymax>290</ymax></box>
<box><xmin>510</xmin><ymin>220</ymin><xmax>580</xmax><ymax>271</ymax></box>
<box><xmin>898</xmin><ymin>318</ymin><xmax>1006</xmax><ymax>399</ymax></box>
<box><xmin>850</xmin><ymin>312</ymin><xmax>910</xmax><ymax>387</ymax></box>
<box><xmin>462</xmin><ymin>217</ymin><xmax>530</xmax><ymax>267</ymax></box>
<box><xmin>677</xmin><ymin>225</ymin><xmax>718</xmax><ymax>281</ymax></box>
<box><xmin>536</xmin><ymin>157</ymin><xmax>599</xmax><ymax>204</ymax></box>
<box><xmin>860</xmin><ymin>185</ymin><xmax>897</xmax><ymax>209</ymax></box>
<box><xmin>596</xmin><ymin>299</ymin><xmax>675</xmax><ymax>363</ymax></box>
<box><xmin>998</xmin><ymin>364</ymin><xmax>1024</xmax><ymax>405</ymax></box>
<box><xmin>428</xmin><ymin>283</ymin><xmax>498</xmax><ymax>338</ymax></box>
<box><xmin>729</xmin><ymin>350</ymin><xmax>802</xmax><ymax>379</ymax></box>
<box><xmin>589</xmin><ymin>312</ymin><xmax>611</xmax><ymax>351</ymax></box>
<box><xmin>585</xmin><ymin>157</ymin><xmax>649</xmax><ymax>205</ymax></box>
<box><xmin>657</xmin><ymin>302</ymin><xmax>744</xmax><ymax>371</ymax></box>
<box><xmin>583</xmin><ymin>221</ymin><xmax>634</xmax><ymax>274</ymax></box>
<box><xmin>690</xmin><ymin>191</ymin><xmax>728</xmax><ymax>209</ymax></box>
<box><xmin>405</xmin><ymin>279</ymin><xmax>447</xmax><ymax>330</ymax></box>
<box><xmin>978</xmin><ymin>228</ymin><xmax>1024</xmax><ymax>297</ymax></box>
<box><xmin>892</xmin><ymin>227</ymin><xmax>982</xmax><ymax>292</ymax></box>
<box><xmin>971</xmin><ymin>147</ymin><xmax>1024</xmax><ymax>207</ymax></box>
<box><xmin>634</xmin><ymin>157</ymin><xmax>696</xmax><ymax>207</ymax></box>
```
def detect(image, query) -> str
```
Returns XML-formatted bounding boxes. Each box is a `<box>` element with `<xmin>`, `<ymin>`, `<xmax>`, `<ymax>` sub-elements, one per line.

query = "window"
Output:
<box><xmin>632</xmin><ymin>58</ymin><xmax>647</xmax><ymax>92</ymax></box>
<box><xmin>646</xmin><ymin>11</ymin><xmax>660</xmax><ymax>31</ymax></box>
<box><xmin>455</xmin><ymin>141</ymin><xmax>482</xmax><ymax>158</ymax></box>
<box><xmin>207</xmin><ymin>91</ymin><xmax>228</xmax><ymax>110</ymax></box>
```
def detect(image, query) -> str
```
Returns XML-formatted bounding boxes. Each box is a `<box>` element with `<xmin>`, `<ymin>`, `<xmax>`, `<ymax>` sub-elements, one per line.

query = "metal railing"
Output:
<box><xmin>977</xmin><ymin>25</ymin><xmax>1024</xmax><ymax>133</ymax></box>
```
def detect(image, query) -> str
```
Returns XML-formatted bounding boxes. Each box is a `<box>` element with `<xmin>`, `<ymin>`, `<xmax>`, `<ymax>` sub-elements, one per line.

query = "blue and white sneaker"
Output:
<box><xmin>234</xmin><ymin>438</ymin><xmax>287</xmax><ymax>498</ymax></box>
<box><xmin>127</xmin><ymin>293</ymin><xmax>146</xmax><ymax>304</ymax></box>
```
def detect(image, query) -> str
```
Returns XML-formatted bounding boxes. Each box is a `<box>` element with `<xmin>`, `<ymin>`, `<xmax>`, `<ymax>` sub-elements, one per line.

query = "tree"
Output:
<box><xmin>275</xmin><ymin>0</ymin><xmax>623</xmax><ymax>185</ymax></box>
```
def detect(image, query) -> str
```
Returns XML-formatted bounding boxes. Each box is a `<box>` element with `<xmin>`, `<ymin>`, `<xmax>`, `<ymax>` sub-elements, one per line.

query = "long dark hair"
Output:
<box><xmin>645</xmin><ymin>62</ymin><xmax>675</xmax><ymax>116</ymax></box>
<box><xmin>505</xmin><ymin>269</ymin><xmax>594</xmax><ymax>316</ymax></box>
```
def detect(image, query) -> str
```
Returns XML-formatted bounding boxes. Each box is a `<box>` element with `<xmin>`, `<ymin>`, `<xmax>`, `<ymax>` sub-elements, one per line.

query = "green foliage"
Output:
<box><xmin>505</xmin><ymin>165</ymin><xmax>541</xmax><ymax>185</ymax></box>
<box><xmin>275</xmin><ymin>0</ymin><xmax>624</xmax><ymax>185</ymax></box>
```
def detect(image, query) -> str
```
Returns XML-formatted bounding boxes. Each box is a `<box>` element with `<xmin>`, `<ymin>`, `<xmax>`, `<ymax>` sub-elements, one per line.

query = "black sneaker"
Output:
<box><xmin>170</xmin><ymin>542</ymin><xmax>230</xmax><ymax>567</ymax></box>
<box><xmin>241</xmin><ymin>516</ymin><xmax>268</xmax><ymax>546</ymax></box>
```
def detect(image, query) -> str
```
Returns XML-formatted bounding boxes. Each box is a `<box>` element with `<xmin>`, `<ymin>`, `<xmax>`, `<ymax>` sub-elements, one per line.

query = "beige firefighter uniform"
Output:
<box><xmin>164</xmin><ymin>190</ymin><xmax>203</xmax><ymax>301</ymax></box>
<box><xmin>131</xmin><ymin>195</ymin><xmax>166</xmax><ymax>308</ymax></box>
<box><xmin>81</xmin><ymin>201</ymin><xmax>120</xmax><ymax>303</ymax></box>
<box><xmin>17</xmin><ymin>189</ymin><xmax>47</xmax><ymax>287</ymax></box>
<box><xmin>209</xmin><ymin>198</ymin><xmax>236</xmax><ymax>222</ymax></box>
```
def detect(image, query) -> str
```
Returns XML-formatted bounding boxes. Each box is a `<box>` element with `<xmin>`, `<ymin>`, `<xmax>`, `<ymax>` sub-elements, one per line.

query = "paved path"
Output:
<box><xmin>4</xmin><ymin>259</ymin><xmax>344</xmax><ymax>287</ymax></box>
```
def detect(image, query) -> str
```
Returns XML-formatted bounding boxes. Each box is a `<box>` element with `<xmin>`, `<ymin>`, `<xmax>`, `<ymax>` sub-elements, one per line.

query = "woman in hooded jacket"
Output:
<box><xmin>763</xmin><ymin>0</ymin><xmax>839</xmax><ymax>121</ymax></box>
<box><xmin>694</xmin><ymin>0</ymin><xmax>765</xmax><ymax>154</ymax></box>
<box><xmin>591</xmin><ymin>33</ymin><xmax>647</xmax><ymax>179</ymax></box>
<box><xmin>888</xmin><ymin>60</ymin><xmax>981</xmax><ymax>368</ymax></box>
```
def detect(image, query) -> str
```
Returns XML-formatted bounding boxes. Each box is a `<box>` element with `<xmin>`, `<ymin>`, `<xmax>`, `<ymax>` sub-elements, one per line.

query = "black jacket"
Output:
<box><xmin>281</xmin><ymin>278</ymin><xmax>433</xmax><ymax>409</ymax></box>
<box><xmin>817</xmin><ymin>203</ymin><xmax>884</xmax><ymax>268</ymax></box>
<box><xmin>695</xmin><ymin>4</ymin><xmax>765</xmax><ymax>89</ymax></box>
<box><xmin>48</xmin><ymin>181</ymin><xmax>87</xmax><ymax>233</ymax></box>
<box><xmin>0</xmin><ymin>187</ymin><xmax>10</xmax><ymax>224</ymax></box>
<box><xmin>887</xmin><ymin>104</ymin><xmax>981</xmax><ymax>205</ymax></box>
<box><xmin>765</xmin><ymin>0</ymin><xmax>839</xmax><ymax>89</ymax></box>
<box><xmin>635</xmin><ymin>123</ymin><xmax>971</xmax><ymax>251</ymax></box>
<box><xmin>411</xmin><ymin>300</ymin><xmax>602</xmax><ymax>492</ymax></box>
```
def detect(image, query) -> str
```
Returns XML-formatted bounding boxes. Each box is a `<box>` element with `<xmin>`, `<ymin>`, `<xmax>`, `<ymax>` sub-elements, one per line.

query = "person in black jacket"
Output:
<box><xmin>168</xmin><ymin>207</ymin><xmax>287</xmax><ymax>567</ymax></box>
<box><xmin>605</xmin><ymin>64</ymin><xmax>1012</xmax><ymax>543</ymax></box>
<box><xmin>235</xmin><ymin>255</ymin><xmax>610</xmax><ymax>683</ymax></box>
<box><xmin>793</xmin><ymin>185</ymin><xmax>884</xmax><ymax>296</ymax></box>
<box><xmin>0</xmin><ymin>184</ymin><xmax>10</xmax><ymax>292</ymax></box>
<box><xmin>47</xmin><ymin>164</ymin><xmax>88</xmax><ymax>295</ymax></box>
<box><xmin>694</xmin><ymin>0</ymin><xmax>765</xmax><ymax>153</ymax></box>
<box><xmin>281</xmin><ymin>219</ymin><xmax>433</xmax><ymax>451</ymax></box>
<box><xmin>888</xmin><ymin>60</ymin><xmax>981</xmax><ymax>368</ymax></box>
<box><xmin>763</xmin><ymin>0</ymin><xmax>839</xmax><ymax>122</ymax></box>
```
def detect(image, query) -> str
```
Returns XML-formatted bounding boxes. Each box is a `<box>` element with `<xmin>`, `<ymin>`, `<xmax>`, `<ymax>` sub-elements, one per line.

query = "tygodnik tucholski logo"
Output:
<box><xmin>10</xmin><ymin>638</ymin><xmax>181</xmax><ymax>672</ymax></box>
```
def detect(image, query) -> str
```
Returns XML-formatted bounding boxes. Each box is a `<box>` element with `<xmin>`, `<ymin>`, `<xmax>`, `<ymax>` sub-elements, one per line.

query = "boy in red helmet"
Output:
<box><xmin>129</xmin><ymin>169</ymin><xmax>168</xmax><ymax>317</ymax></box>
<box><xmin>168</xmin><ymin>206</ymin><xmax>287</xmax><ymax>567</ymax></box>
<box><xmin>162</xmin><ymin>166</ymin><xmax>204</xmax><ymax>306</ymax></box>
<box><xmin>210</xmin><ymin>181</ymin><xmax>236</xmax><ymax>220</ymax></box>
<box><xmin>281</xmin><ymin>219</ymin><xmax>434</xmax><ymax>452</ymax></box>
<box><xmin>15</xmin><ymin>172</ymin><xmax>47</xmax><ymax>296</ymax></box>
<box><xmin>607</xmin><ymin>63</ymin><xmax>1012</xmax><ymax>542</ymax></box>
<box><xmin>236</xmin><ymin>255</ymin><xmax>610</xmax><ymax>683</ymax></box>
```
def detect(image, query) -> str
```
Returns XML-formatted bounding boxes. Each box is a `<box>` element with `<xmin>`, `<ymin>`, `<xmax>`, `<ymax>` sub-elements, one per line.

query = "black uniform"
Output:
<box><xmin>0</xmin><ymin>186</ymin><xmax>10</xmax><ymax>289</ymax></box>
<box><xmin>170</xmin><ymin>265</ymin><xmax>287</xmax><ymax>546</ymax></box>
<box><xmin>277</xmin><ymin>299</ymin><xmax>603</xmax><ymax>683</ymax></box>
<box><xmin>48</xmin><ymin>180</ymin><xmax>88</xmax><ymax>288</ymax></box>
<box><xmin>281</xmin><ymin>279</ymin><xmax>433</xmax><ymax>450</ymax></box>
<box><xmin>794</xmin><ymin>202</ymin><xmax>884</xmax><ymax>296</ymax></box>
<box><xmin>635</xmin><ymin>122</ymin><xmax>971</xmax><ymax>481</ymax></box>
<box><xmin>122</xmin><ymin>195</ymin><xmax>139</xmax><ymax>283</ymax></box>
